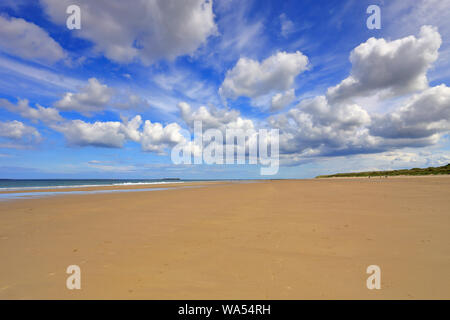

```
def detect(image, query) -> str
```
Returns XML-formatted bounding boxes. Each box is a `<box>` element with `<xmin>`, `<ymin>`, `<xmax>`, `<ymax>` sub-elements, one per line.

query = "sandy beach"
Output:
<box><xmin>0</xmin><ymin>177</ymin><xmax>449</xmax><ymax>299</ymax></box>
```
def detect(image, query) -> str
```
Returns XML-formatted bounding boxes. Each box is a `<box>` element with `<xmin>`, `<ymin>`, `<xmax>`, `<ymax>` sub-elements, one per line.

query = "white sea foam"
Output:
<box><xmin>0</xmin><ymin>181</ymin><xmax>185</xmax><ymax>191</ymax></box>
<box><xmin>0</xmin><ymin>185</ymin><xmax>202</xmax><ymax>201</ymax></box>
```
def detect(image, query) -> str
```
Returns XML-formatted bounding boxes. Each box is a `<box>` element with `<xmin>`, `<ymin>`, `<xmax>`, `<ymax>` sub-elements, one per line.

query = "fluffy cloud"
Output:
<box><xmin>1</xmin><ymin>14</ymin><xmax>446</xmax><ymax>171</ymax></box>
<box><xmin>219</xmin><ymin>51</ymin><xmax>308</xmax><ymax>100</ymax></box>
<box><xmin>299</xmin><ymin>96</ymin><xmax>371</xmax><ymax>130</ymax></box>
<box><xmin>178</xmin><ymin>102</ymin><xmax>255</xmax><ymax>131</ymax></box>
<box><xmin>0</xmin><ymin>120</ymin><xmax>41</xmax><ymax>143</ymax></box>
<box><xmin>269</xmin><ymin>83</ymin><xmax>450</xmax><ymax>165</ymax></box>
<box><xmin>271</xmin><ymin>89</ymin><xmax>296</xmax><ymax>111</ymax></box>
<box><xmin>269</xmin><ymin>96</ymin><xmax>373</xmax><ymax>161</ymax></box>
<box><xmin>370</xmin><ymin>84</ymin><xmax>450</xmax><ymax>140</ymax></box>
<box><xmin>327</xmin><ymin>26</ymin><xmax>442</xmax><ymax>102</ymax></box>
<box><xmin>0</xmin><ymin>98</ymin><xmax>63</xmax><ymax>123</ymax></box>
<box><xmin>120</xmin><ymin>115</ymin><xmax>144</xmax><ymax>143</ymax></box>
<box><xmin>177</xmin><ymin>102</ymin><xmax>265</xmax><ymax>162</ymax></box>
<box><xmin>52</xmin><ymin>114</ymin><xmax>185</xmax><ymax>153</ymax></box>
<box><xmin>53</xmin><ymin>116</ymin><xmax>142</xmax><ymax>148</ymax></box>
<box><xmin>55</xmin><ymin>120</ymin><xmax>127</xmax><ymax>148</ymax></box>
<box><xmin>259</xmin><ymin>26</ymin><xmax>448</xmax><ymax>166</ymax></box>
<box><xmin>141</xmin><ymin>121</ymin><xmax>186</xmax><ymax>153</ymax></box>
<box><xmin>0</xmin><ymin>15</ymin><xmax>66</xmax><ymax>64</ymax></box>
<box><xmin>54</xmin><ymin>78</ymin><xmax>114</xmax><ymax>115</ymax></box>
<box><xmin>40</xmin><ymin>0</ymin><xmax>217</xmax><ymax>65</ymax></box>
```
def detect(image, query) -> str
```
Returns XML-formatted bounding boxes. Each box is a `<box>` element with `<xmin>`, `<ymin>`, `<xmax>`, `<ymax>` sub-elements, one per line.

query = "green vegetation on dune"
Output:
<box><xmin>316</xmin><ymin>164</ymin><xmax>450</xmax><ymax>178</ymax></box>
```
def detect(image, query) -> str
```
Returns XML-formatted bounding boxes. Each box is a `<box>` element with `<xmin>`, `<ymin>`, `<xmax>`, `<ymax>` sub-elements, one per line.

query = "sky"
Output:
<box><xmin>0</xmin><ymin>0</ymin><xmax>449</xmax><ymax>179</ymax></box>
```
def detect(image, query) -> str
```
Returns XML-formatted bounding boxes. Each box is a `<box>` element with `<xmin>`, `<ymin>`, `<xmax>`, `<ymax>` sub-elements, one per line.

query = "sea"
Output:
<box><xmin>0</xmin><ymin>178</ymin><xmax>255</xmax><ymax>201</ymax></box>
<box><xmin>0</xmin><ymin>178</ymin><xmax>185</xmax><ymax>191</ymax></box>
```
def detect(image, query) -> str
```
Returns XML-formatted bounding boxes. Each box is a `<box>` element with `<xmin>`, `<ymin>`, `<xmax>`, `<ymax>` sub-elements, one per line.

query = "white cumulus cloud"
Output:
<box><xmin>141</xmin><ymin>121</ymin><xmax>186</xmax><ymax>153</ymax></box>
<box><xmin>370</xmin><ymin>84</ymin><xmax>450</xmax><ymax>140</ymax></box>
<box><xmin>0</xmin><ymin>120</ymin><xmax>41</xmax><ymax>144</ymax></box>
<box><xmin>327</xmin><ymin>25</ymin><xmax>442</xmax><ymax>103</ymax></box>
<box><xmin>219</xmin><ymin>51</ymin><xmax>308</xmax><ymax>101</ymax></box>
<box><xmin>178</xmin><ymin>102</ymin><xmax>255</xmax><ymax>132</ymax></box>
<box><xmin>269</xmin><ymin>96</ymin><xmax>373</xmax><ymax>161</ymax></box>
<box><xmin>271</xmin><ymin>89</ymin><xmax>296</xmax><ymax>111</ymax></box>
<box><xmin>52</xmin><ymin>116</ymin><xmax>142</xmax><ymax>148</ymax></box>
<box><xmin>0</xmin><ymin>15</ymin><xmax>66</xmax><ymax>64</ymax></box>
<box><xmin>0</xmin><ymin>98</ymin><xmax>63</xmax><ymax>123</ymax></box>
<box><xmin>54</xmin><ymin>78</ymin><xmax>114</xmax><ymax>115</ymax></box>
<box><xmin>40</xmin><ymin>0</ymin><xmax>217</xmax><ymax>65</ymax></box>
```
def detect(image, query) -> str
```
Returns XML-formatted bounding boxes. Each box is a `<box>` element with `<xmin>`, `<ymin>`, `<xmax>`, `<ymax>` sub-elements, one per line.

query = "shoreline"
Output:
<box><xmin>0</xmin><ymin>180</ymin><xmax>236</xmax><ymax>195</ymax></box>
<box><xmin>1</xmin><ymin>174</ymin><xmax>447</xmax><ymax>194</ymax></box>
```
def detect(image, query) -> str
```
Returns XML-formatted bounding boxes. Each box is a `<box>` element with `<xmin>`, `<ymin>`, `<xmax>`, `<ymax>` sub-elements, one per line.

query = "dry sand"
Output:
<box><xmin>0</xmin><ymin>177</ymin><xmax>449</xmax><ymax>299</ymax></box>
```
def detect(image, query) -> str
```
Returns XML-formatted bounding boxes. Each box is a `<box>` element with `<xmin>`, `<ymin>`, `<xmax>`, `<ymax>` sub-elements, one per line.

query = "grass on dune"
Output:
<box><xmin>316</xmin><ymin>164</ymin><xmax>450</xmax><ymax>178</ymax></box>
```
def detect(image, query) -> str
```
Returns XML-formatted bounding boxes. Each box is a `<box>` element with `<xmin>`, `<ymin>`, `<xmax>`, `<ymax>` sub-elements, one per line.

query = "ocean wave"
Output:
<box><xmin>0</xmin><ymin>181</ymin><xmax>185</xmax><ymax>191</ymax></box>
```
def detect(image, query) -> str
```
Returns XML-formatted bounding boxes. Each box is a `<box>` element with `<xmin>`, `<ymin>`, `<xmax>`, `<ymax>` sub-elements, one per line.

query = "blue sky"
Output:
<box><xmin>0</xmin><ymin>0</ymin><xmax>449</xmax><ymax>179</ymax></box>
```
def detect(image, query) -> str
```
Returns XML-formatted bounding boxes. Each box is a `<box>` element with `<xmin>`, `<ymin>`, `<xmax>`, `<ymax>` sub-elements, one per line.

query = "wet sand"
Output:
<box><xmin>0</xmin><ymin>177</ymin><xmax>449</xmax><ymax>299</ymax></box>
